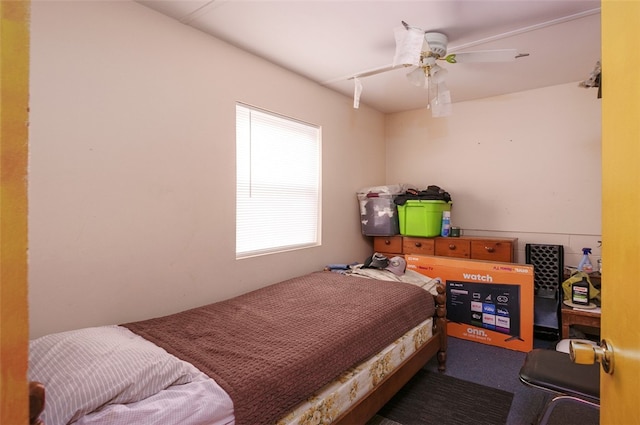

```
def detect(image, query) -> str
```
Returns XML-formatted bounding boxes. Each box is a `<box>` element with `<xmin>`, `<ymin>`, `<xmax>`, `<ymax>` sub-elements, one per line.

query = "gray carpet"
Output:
<box><xmin>366</xmin><ymin>336</ymin><xmax>555</xmax><ymax>425</ymax></box>
<box><xmin>373</xmin><ymin>369</ymin><xmax>514</xmax><ymax>425</ymax></box>
<box><xmin>425</xmin><ymin>336</ymin><xmax>550</xmax><ymax>425</ymax></box>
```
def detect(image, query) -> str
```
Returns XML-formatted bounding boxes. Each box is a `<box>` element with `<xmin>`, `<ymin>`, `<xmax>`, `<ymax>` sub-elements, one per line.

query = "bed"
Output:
<box><xmin>29</xmin><ymin>270</ymin><xmax>447</xmax><ymax>425</ymax></box>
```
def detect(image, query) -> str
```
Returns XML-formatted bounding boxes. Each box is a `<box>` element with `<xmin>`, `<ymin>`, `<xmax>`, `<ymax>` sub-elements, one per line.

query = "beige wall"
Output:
<box><xmin>385</xmin><ymin>83</ymin><xmax>602</xmax><ymax>266</ymax></box>
<box><xmin>28</xmin><ymin>1</ymin><xmax>384</xmax><ymax>338</ymax></box>
<box><xmin>28</xmin><ymin>2</ymin><xmax>603</xmax><ymax>339</ymax></box>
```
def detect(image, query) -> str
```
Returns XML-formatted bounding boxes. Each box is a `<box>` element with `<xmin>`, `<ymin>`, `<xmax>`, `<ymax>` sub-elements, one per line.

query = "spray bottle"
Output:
<box><xmin>577</xmin><ymin>247</ymin><xmax>594</xmax><ymax>273</ymax></box>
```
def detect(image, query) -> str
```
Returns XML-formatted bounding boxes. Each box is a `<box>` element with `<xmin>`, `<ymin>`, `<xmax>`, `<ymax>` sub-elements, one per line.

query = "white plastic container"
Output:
<box><xmin>440</xmin><ymin>210</ymin><xmax>451</xmax><ymax>237</ymax></box>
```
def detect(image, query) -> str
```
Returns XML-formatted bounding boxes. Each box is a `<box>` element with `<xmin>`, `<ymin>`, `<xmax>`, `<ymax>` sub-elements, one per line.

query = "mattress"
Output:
<box><xmin>277</xmin><ymin>317</ymin><xmax>434</xmax><ymax>424</ymax></box>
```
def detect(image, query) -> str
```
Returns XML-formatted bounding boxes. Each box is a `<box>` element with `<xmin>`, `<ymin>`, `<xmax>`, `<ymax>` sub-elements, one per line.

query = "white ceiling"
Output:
<box><xmin>137</xmin><ymin>0</ymin><xmax>602</xmax><ymax>114</ymax></box>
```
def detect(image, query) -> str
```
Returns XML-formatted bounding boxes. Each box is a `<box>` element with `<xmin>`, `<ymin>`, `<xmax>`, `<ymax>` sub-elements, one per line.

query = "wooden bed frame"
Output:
<box><xmin>29</xmin><ymin>382</ymin><xmax>45</xmax><ymax>425</ymax></box>
<box><xmin>29</xmin><ymin>282</ymin><xmax>447</xmax><ymax>425</ymax></box>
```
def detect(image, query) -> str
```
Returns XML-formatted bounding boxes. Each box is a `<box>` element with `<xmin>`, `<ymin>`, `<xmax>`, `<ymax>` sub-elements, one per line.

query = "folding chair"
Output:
<box><xmin>519</xmin><ymin>346</ymin><xmax>599</xmax><ymax>424</ymax></box>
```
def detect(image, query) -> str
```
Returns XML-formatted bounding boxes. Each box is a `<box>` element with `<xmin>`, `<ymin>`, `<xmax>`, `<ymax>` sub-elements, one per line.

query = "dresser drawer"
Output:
<box><xmin>402</xmin><ymin>237</ymin><xmax>435</xmax><ymax>256</ymax></box>
<box><xmin>435</xmin><ymin>238</ymin><xmax>471</xmax><ymax>258</ymax></box>
<box><xmin>373</xmin><ymin>236</ymin><xmax>403</xmax><ymax>254</ymax></box>
<box><xmin>470</xmin><ymin>239</ymin><xmax>514</xmax><ymax>262</ymax></box>
<box><xmin>372</xmin><ymin>235</ymin><xmax>516</xmax><ymax>263</ymax></box>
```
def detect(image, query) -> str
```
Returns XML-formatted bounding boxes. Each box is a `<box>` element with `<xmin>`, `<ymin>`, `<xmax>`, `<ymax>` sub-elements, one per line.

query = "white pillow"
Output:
<box><xmin>29</xmin><ymin>325</ymin><xmax>194</xmax><ymax>425</ymax></box>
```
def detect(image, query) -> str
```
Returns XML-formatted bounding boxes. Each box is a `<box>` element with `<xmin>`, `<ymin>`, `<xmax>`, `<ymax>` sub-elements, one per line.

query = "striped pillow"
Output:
<box><xmin>29</xmin><ymin>325</ymin><xmax>194</xmax><ymax>425</ymax></box>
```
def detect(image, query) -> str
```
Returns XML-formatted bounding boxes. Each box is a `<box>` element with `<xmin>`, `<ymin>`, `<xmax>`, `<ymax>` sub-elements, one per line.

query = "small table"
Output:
<box><xmin>561</xmin><ymin>303</ymin><xmax>601</xmax><ymax>339</ymax></box>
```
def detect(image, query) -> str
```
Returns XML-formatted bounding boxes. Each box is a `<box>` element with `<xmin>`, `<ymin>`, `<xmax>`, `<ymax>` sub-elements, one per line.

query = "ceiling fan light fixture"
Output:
<box><xmin>406</xmin><ymin>67</ymin><xmax>426</xmax><ymax>87</ymax></box>
<box><xmin>430</xmin><ymin>64</ymin><xmax>448</xmax><ymax>83</ymax></box>
<box><xmin>423</xmin><ymin>32</ymin><xmax>448</xmax><ymax>58</ymax></box>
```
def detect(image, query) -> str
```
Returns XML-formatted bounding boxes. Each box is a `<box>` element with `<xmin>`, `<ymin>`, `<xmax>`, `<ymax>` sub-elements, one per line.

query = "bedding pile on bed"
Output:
<box><xmin>29</xmin><ymin>325</ymin><xmax>196</xmax><ymax>425</ymax></box>
<box><xmin>123</xmin><ymin>271</ymin><xmax>434</xmax><ymax>425</ymax></box>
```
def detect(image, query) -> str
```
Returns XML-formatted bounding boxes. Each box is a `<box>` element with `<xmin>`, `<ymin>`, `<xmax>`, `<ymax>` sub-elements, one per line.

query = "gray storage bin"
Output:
<box><xmin>357</xmin><ymin>184</ymin><xmax>410</xmax><ymax>236</ymax></box>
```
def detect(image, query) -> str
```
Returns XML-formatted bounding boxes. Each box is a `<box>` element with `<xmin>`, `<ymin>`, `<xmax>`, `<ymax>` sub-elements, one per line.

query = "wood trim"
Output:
<box><xmin>1</xmin><ymin>2</ymin><xmax>30</xmax><ymax>424</ymax></box>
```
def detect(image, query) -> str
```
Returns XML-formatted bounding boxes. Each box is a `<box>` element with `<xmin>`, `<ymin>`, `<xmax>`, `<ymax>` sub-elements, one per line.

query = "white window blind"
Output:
<box><xmin>236</xmin><ymin>104</ymin><xmax>321</xmax><ymax>258</ymax></box>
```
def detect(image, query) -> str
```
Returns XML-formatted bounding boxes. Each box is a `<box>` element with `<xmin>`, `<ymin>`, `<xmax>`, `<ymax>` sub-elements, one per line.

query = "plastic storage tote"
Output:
<box><xmin>397</xmin><ymin>200</ymin><xmax>451</xmax><ymax>237</ymax></box>
<box><xmin>357</xmin><ymin>184</ymin><xmax>409</xmax><ymax>236</ymax></box>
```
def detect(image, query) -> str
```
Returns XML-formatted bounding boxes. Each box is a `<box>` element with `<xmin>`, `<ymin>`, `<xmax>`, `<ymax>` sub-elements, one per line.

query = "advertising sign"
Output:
<box><xmin>406</xmin><ymin>255</ymin><xmax>534</xmax><ymax>352</ymax></box>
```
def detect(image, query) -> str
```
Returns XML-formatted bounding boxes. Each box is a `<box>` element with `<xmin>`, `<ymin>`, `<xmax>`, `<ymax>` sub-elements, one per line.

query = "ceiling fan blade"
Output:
<box><xmin>353</xmin><ymin>77</ymin><xmax>363</xmax><ymax>109</ymax></box>
<box><xmin>393</xmin><ymin>25</ymin><xmax>424</xmax><ymax>67</ymax></box>
<box><xmin>348</xmin><ymin>63</ymin><xmax>407</xmax><ymax>79</ymax></box>
<box><xmin>430</xmin><ymin>82</ymin><xmax>452</xmax><ymax>117</ymax></box>
<box><xmin>444</xmin><ymin>49</ymin><xmax>525</xmax><ymax>64</ymax></box>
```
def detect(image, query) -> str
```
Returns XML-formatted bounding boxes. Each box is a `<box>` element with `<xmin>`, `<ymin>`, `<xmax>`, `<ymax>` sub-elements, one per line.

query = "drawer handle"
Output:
<box><xmin>384</xmin><ymin>240</ymin><xmax>391</xmax><ymax>245</ymax></box>
<box><xmin>485</xmin><ymin>246</ymin><xmax>495</xmax><ymax>253</ymax></box>
<box><xmin>448</xmin><ymin>244</ymin><xmax>456</xmax><ymax>250</ymax></box>
<box><xmin>414</xmin><ymin>242</ymin><xmax>422</xmax><ymax>248</ymax></box>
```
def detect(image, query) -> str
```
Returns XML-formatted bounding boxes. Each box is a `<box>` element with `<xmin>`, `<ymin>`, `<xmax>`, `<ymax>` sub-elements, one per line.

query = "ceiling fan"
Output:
<box><xmin>351</xmin><ymin>21</ymin><xmax>529</xmax><ymax>117</ymax></box>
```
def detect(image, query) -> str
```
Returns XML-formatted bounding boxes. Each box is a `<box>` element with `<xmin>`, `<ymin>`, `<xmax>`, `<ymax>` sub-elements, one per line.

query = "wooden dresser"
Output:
<box><xmin>373</xmin><ymin>235</ymin><xmax>518</xmax><ymax>263</ymax></box>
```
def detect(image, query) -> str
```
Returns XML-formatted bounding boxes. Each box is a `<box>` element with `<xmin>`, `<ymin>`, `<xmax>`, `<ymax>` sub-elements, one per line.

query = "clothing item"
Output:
<box><xmin>385</xmin><ymin>256</ymin><xmax>407</xmax><ymax>276</ymax></box>
<box><xmin>363</xmin><ymin>253</ymin><xmax>389</xmax><ymax>269</ymax></box>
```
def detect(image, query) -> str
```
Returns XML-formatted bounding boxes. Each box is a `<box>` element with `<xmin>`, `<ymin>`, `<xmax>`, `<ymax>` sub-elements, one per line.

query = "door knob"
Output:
<box><xmin>570</xmin><ymin>339</ymin><xmax>614</xmax><ymax>374</ymax></box>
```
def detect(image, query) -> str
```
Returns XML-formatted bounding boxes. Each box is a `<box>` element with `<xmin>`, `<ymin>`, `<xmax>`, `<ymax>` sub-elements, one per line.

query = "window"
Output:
<box><xmin>236</xmin><ymin>104</ymin><xmax>321</xmax><ymax>258</ymax></box>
